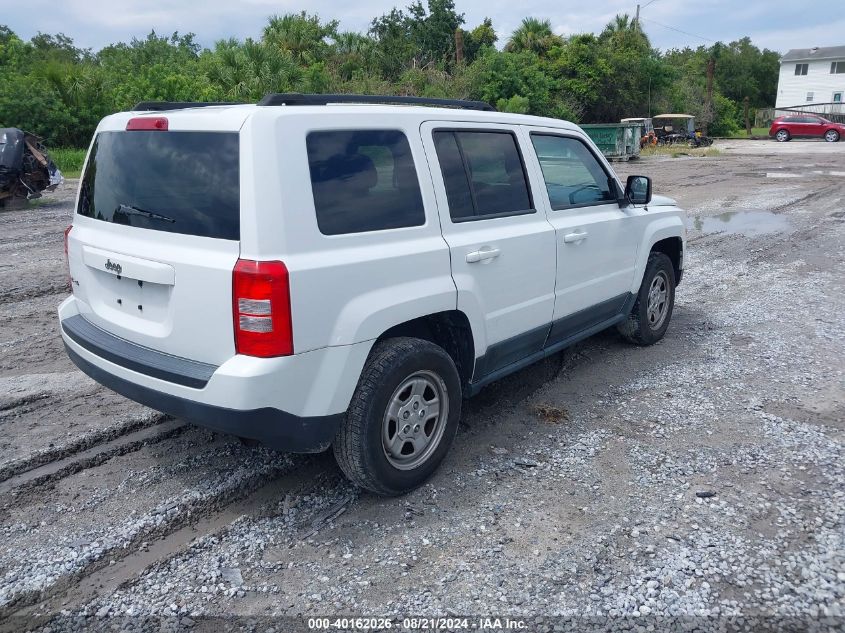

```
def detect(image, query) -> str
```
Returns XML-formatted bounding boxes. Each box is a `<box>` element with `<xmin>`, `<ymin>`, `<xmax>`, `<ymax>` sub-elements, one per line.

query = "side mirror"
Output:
<box><xmin>625</xmin><ymin>175</ymin><xmax>652</xmax><ymax>205</ymax></box>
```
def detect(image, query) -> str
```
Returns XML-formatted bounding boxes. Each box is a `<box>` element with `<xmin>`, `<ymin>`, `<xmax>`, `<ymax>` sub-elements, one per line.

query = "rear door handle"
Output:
<box><xmin>563</xmin><ymin>231</ymin><xmax>588</xmax><ymax>243</ymax></box>
<box><xmin>466</xmin><ymin>247</ymin><xmax>501</xmax><ymax>263</ymax></box>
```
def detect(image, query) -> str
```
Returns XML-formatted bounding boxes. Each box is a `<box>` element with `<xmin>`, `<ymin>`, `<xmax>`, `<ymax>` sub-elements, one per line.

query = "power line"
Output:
<box><xmin>639</xmin><ymin>17</ymin><xmax>715</xmax><ymax>44</ymax></box>
<box><xmin>641</xmin><ymin>0</ymin><xmax>659</xmax><ymax>8</ymax></box>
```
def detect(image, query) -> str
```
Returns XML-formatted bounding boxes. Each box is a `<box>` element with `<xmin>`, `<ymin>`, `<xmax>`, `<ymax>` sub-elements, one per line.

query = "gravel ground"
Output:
<box><xmin>0</xmin><ymin>140</ymin><xmax>842</xmax><ymax>633</ymax></box>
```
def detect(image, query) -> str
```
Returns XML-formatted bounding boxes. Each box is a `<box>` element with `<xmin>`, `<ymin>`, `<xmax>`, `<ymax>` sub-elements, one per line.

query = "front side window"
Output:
<box><xmin>306</xmin><ymin>130</ymin><xmax>424</xmax><ymax>235</ymax></box>
<box><xmin>795</xmin><ymin>63</ymin><xmax>808</xmax><ymax>75</ymax></box>
<box><xmin>432</xmin><ymin>130</ymin><xmax>533</xmax><ymax>221</ymax></box>
<box><xmin>530</xmin><ymin>134</ymin><xmax>616</xmax><ymax>210</ymax></box>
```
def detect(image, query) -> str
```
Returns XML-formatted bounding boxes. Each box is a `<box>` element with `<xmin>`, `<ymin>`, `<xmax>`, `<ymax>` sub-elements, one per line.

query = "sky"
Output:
<box><xmin>3</xmin><ymin>0</ymin><xmax>845</xmax><ymax>55</ymax></box>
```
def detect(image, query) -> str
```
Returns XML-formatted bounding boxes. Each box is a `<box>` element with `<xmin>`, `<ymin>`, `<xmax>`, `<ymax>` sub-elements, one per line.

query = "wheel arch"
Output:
<box><xmin>376</xmin><ymin>310</ymin><xmax>476</xmax><ymax>392</ymax></box>
<box><xmin>631</xmin><ymin>218</ymin><xmax>686</xmax><ymax>294</ymax></box>
<box><xmin>650</xmin><ymin>236</ymin><xmax>683</xmax><ymax>285</ymax></box>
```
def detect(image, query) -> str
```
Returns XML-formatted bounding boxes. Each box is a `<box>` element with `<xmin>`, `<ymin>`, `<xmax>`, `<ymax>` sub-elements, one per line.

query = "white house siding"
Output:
<box><xmin>776</xmin><ymin>58</ymin><xmax>845</xmax><ymax>109</ymax></box>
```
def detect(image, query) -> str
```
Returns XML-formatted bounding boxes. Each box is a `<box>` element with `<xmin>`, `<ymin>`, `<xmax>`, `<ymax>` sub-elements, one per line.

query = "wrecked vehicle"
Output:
<box><xmin>0</xmin><ymin>128</ymin><xmax>63</xmax><ymax>207</ymax></box>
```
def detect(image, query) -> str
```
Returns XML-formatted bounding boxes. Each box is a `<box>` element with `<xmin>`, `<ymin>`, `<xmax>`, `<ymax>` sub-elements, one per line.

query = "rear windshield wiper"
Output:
<box><xmin>115</xmin><ymin>204</ymin><xmax>176</xmax><ymax>223</ymax></box>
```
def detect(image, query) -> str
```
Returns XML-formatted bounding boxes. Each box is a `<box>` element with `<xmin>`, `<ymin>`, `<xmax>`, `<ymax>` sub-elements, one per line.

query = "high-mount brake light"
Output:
<box><xmin>232</xmin><ymin>259</ymin><xmax>293</xmax><ymax>357</ymax></box>
<box><xmin>126</xmin><ymin>117</ymin><xmax>169</xmax><ymax>131</ymax></box>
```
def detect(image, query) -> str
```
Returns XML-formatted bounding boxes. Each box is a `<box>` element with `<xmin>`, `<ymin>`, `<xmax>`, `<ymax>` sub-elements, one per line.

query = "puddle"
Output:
<box><xmin>736</xmin><ymin>170</ymin><xmax>843</xmax><ymax>178</ymax></box>
<box><xmin>691</xmin><ymin>211</ymin><xmax>792</xmax><ymax>236</ymax></box>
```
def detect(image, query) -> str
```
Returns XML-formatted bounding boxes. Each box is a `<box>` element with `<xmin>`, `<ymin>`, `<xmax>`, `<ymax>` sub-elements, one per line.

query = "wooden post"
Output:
<box><xmin>744</xmin><ymin>96</ymin><xmax>752</xmax><ymax>136</ymax></box>
<box><xmin>455</xmin><ymin>28</ymin><xmax>464</xmax><ymax>65</ymax></box>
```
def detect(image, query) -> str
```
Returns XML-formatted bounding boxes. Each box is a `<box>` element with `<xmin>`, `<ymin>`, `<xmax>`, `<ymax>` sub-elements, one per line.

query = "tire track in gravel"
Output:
<box><xmin>0</xmin><ymin>429</ymin><xmax>313</xmax><ymax>616</ymax></box>
<box><xmin>0</xmin><ymin>378</ymin><xmax>164</xmax><ymax>481</ymax></box>
<box><xmin>0</xmin><ymin>418</ymin><xmax>186</xmax><ymax>498</ymax></box>
<box><xmin>2</xmin><ymin>456</ymin><xmax>335</xmax><ymax>629</ymax></box>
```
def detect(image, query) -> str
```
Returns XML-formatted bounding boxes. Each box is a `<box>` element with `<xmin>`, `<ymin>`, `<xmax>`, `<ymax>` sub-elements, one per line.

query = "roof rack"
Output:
<box><xmin>257</xmin><ymin>93</ymin><xmax>496</xmax><ymax>111</ymax></box>
<box><xmin>133</xmin><ymin>101</ymin><xmax>241</xmax><ymax>111</ymax></box>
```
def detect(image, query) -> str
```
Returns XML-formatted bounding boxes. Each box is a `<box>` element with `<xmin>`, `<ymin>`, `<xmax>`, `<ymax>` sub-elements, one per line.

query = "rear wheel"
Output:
<box><xmin>824</xmin><ymin>130</ymin><xmax>840</xmax><ymax>143</ymax></box>
<box><xmin>333</xmin><ymin>337</ymin><xmax>461</xmax><ymax>496</ymax></box>
<box><xmin>618</xmin><ymin>252</ymin><xmax>676</xmax><ymax>346</ymax></box>
<box><xmin>775</xmin><ymin>129</ymin><xmax>790</xmax><ymax>142</ymax></box>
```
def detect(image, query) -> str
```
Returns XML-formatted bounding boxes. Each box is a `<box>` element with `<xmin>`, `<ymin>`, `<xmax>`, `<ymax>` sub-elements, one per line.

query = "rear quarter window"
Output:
<box><xmin>77</xmin><ymin>131</ymin><xmax>240</xmax><ymax>240</ymax></box>
<box><xmin>306</xmin><ymin>130</ymin><xmax>425</xmax><ymax>235</ymax></box>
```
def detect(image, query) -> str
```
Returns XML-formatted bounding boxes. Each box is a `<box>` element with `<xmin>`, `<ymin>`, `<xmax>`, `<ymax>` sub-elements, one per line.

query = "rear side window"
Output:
<box><xmin>432</xmin><ymin>130</ymin><xmax>533</xmax><ymax>221</ymax></box>
<box><xmin>77</xmin><ymin>131</ymin><xmax>239</xmax><ymax>240</ymax></box>
<box><xmin>306</xmin><ymin>130</ymin><xmax>424</xmax><ymax>235</ymax></box>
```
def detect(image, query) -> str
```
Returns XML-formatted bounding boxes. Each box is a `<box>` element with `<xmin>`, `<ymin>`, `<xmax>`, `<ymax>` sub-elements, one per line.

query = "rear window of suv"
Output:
<box><xmin>77</xmin><ymin>131</ymin><xmax>240</xmax><ymax>240</ymax></box>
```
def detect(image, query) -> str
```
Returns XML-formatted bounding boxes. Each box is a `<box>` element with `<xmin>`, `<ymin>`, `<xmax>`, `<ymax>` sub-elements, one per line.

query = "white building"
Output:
<box><xmin>775</xmin><ymin>45</ymin><xmax>845</xmax><ymax>109</ymax></box>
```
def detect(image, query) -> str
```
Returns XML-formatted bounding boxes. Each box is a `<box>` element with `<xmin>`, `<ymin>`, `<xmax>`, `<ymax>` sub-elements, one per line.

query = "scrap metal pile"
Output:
<box><xmin>0</xmin><ymin>128</ymin><xmax>63</xmax><ymax>206</ymax></box>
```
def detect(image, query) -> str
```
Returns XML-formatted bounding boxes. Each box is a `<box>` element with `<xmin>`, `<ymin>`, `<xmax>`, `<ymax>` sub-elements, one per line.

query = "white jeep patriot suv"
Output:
<box><xmin>59</xmin><ymin>94</ymin><xmax>686</xmax><ymax>496</ymax></box>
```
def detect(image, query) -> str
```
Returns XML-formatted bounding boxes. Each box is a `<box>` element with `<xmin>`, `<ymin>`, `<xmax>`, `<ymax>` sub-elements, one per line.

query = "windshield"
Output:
<box><xmin>77</xmin><ymin>130</ymin><xmax>239</xmax><ymax>240</ymax></box>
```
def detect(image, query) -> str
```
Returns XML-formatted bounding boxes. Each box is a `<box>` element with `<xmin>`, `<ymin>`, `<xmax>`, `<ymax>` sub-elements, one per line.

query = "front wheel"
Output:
<box><xmin>775</xmin><ymin>129</ymin><xmax>790</xmax><ymax>142</ymax></box>
<box><xmin>333</xmin><ymin>337</ymin><xmax>462</xmax><ymax>496</ymax></box>
<box><xmin>824</xmin><ymin>130</ymin><xmax>840</xmax><ymax>143</ymax></box>
<box><xmin>618</xmin><ymin>252</ymin><xmax>676</xmax><ymax>346</ymax></box>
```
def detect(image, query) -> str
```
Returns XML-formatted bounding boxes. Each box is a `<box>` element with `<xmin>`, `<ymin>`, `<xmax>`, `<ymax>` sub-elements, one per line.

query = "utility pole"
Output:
<box><xmin>635</xmin><ymin>4</ymin><xmax>640</xmax><ymax>27</ymax></box>
<box><xmin>703</xmin><ymin>56</ymin><xmax>715</xmax><ymax>136</ymax></box>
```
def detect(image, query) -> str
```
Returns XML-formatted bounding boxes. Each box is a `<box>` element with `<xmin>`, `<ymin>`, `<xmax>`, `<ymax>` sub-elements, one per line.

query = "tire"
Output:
<box><xmin>333</xmin><ymin>337</ymin><xmax>462</xmax><ymax>496</ymax></box>
<box><xmin>824</xmin><ymin>130</ymin><xmax>840</xmax><ymax>143</ymax></box>
<box><xmin>775</xmin><ymin>129</ymin><xmax>790</xmax><ymax>142</ymax></box>
<box><xmin>617</xmin><ymin>252</ymin><xmax>676</xmax><ymax>346</ymax></box>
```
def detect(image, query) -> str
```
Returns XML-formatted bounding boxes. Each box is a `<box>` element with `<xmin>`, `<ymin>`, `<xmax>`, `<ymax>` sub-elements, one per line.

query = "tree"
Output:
<box><xmin>505</xmin><ymin>18</ymin><xmax>561</xmax><ymax>56</ymax></box>
<box><xmin>406</xmin><ymin>0</ymin><xmax>465</xmax><ymax>67</ymax></box>
<box><xmin>462</xmin><ymin>18</ymin><xmax>497</xmax><ymax>63</ymax></box>
<box><xmin>370</xmin><ymin>8</ymin><xmax>415</xmax><ymax>79</ymax></box>
<box><xmin>331</xmin><ymin>32</ymin><xmax>381</xmax><ymax>81</ymax></box>
<box><xmin>206</xmin><ymin>38</ymin><xmax>303</xmax><ymax>101</ymax></box>
<box><xmin>588</xmin><ymin>14</ymin><xmax>657</xmax><ymax>121</ymax></box>
<box><xmin>263</xmin><ymin>12</ymin><xmax>338</xmax><ymax>64</ymax></box>
<box><xmin>0</xmin><ymin>13</ymin><xmax>782</xmax><ymax>148</ymax></box>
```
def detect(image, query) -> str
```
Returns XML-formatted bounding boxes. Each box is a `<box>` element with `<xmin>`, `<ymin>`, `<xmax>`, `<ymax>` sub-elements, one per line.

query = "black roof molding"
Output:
<box><xmin>257</xmin><ymin>93</ymin><xmax>496</xmax><ymax>111</ymax></box>
<box><xmin>132</xmin><ymin>101</ymin><xmax>241</xmax><ymax>111</ymax></box>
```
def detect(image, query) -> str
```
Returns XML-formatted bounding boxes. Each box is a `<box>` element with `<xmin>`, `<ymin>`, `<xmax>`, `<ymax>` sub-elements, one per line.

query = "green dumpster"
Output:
<box><xmin>580</xmin><ymin>123</ymin><xmax>642</xmax><ymax>161</ymax></box>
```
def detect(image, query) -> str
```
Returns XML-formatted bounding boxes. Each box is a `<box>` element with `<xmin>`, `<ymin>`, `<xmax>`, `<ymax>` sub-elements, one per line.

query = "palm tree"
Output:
<box><xmin>600</xmin><ymin>13</ymin><xmax>646</xmax><ymax>40</ymax></box>
<box><xmin>263</xmin><ymin>12</ymin><xmax>338</xmax><ymax>64</ymax></box>
<box><xmin>208</xmin><ymin>38</ymin><xmax>303</xmax><ymax>101</ymax></box>
<box><xmin>505</xmin><ymin>18</ymin><xmax>561</xmax><ymax>55</ymax></box>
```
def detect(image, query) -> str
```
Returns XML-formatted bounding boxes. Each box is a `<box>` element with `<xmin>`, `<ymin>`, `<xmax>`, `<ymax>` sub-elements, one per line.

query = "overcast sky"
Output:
<box><xmin>4</xmin><ymin>0</ymin><xmax>844</xmax><ymax>54</ymax></box>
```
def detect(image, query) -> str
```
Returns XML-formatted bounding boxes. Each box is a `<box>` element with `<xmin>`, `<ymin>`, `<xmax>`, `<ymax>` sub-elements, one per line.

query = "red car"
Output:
<box><xmin>769</xmin><ymin>115</ymin><xmax>845</xmax><ymax>142</ymax></box>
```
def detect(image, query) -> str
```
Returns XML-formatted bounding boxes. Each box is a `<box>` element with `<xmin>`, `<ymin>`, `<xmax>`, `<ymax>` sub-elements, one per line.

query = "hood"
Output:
<box><xmin>650</xmin><ymin>194</ymin><xmax>677</xmax><ymax>207</ymax></box>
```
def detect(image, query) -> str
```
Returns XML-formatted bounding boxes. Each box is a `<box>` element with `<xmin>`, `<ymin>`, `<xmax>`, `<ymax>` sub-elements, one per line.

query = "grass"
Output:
<box><xmin>724</xmin><ymin>127</ymin><xmax>770</xmax><ymax>138</ymax></box>
<box><xmin>49</xmin><ymin>147</ymin><xmax>87</xmax><ymax>179</ymax></box>
<box><xmin>640</xmin><ymin>145</ymin><xmax>721</xmax><ymax>158</ymax></box>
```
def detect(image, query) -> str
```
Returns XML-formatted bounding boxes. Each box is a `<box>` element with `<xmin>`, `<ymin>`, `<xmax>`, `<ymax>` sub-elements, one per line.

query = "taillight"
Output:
<box><xmin>232</xmin><ymin>259</ymin><xmax>292</xmax><ymax>357</ymax></box>
<box><xmin>63</xmin><ymin>225</ymin><xmax>73</xmax><ymax>291</ymax></box>
<box><xmin>126</xmin><ymin>117</ymin><xmax>168</xmax><ymax>131</ymax></box>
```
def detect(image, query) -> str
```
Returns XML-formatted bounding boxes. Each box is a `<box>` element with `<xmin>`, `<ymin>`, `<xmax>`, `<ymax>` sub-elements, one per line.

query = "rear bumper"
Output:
<box><xmin>64</xmin><ymin>344</ymin><xmax>341</xmax><ymax>452</ymax></box>
<box><xmin>58</xmin><ymin>297</ymin><xmax>372</xmax><ymax>453</ymax></box>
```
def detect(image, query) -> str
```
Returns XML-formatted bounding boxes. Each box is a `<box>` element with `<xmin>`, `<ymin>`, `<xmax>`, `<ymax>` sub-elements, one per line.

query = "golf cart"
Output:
<box><xmin>652</xmin><ymin>114</ymin><xmax>713</xmax><ymax>147</ymax></box>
